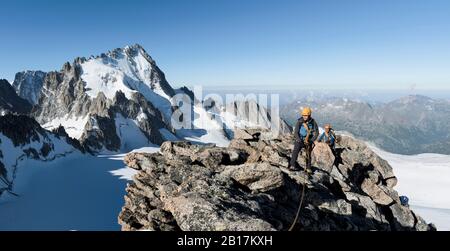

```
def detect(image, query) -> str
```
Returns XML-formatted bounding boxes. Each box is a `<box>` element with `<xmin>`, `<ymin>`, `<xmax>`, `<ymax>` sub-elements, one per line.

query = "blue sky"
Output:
<box><xmin>1</xmin><ymin>0</ymin><xmax>450</xmax><ymax>90</ymax></box>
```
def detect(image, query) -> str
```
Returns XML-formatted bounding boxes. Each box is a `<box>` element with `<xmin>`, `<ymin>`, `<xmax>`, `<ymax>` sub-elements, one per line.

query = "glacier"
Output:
<box><xmin>371</xmin><ymin>146</ymin><xmax>450</xmax><ymax>230</ymax></box>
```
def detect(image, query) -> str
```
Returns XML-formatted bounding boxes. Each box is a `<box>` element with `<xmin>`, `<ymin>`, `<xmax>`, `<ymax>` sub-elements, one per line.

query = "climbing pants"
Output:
<box><xmin>290</xmin><ymin>139</ymin><xmax>312</xmax><ymax>169</ymax></box>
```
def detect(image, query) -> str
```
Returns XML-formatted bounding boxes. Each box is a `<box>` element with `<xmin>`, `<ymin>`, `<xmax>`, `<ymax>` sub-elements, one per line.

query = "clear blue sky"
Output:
<box><xmin>1</xmin><ymin>0</ymin><xmax>450</xmax><ymax>90</ymax></box>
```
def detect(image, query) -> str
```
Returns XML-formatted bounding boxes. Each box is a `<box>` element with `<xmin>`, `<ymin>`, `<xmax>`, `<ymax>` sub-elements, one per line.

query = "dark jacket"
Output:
<box><xmin>293</xmin><ymin>117</ymin><xmax>319</xmax><ymax>143</ymax></box>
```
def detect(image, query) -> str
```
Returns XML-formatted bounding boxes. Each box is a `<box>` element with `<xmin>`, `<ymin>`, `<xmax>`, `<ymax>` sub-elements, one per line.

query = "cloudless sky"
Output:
<box><xmin>1</xmin><ymin>0</ymin><xmax>450</xmax><ymax>90</ymax></box>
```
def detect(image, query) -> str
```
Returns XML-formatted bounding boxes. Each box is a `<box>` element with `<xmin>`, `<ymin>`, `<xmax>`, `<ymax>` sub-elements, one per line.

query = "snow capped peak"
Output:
<box><xmin>79</xmin><ymin>44</ymin><xmax>174</xmax><ymax>102</ymax></box>
<box><xmin>104</xmin><ymin>43</ymin><xmax>155</xmax><ymax>66</ymax></box>
<box><xmin>123</xmin><ymin>43</ymin><xmax>144</xmax><ymax>50</ymax></box>
<box><xmin>12</xmin><ymin>70</ymin><xmax>46</xmax><ymax>105</ymax></box>
<box><xmin>123</xmin><ymin>43</ymin><xmax>150</xmax><ymax>57</ymax></box>
<box><xmin>77</xmin><ymin>44</ymin><xmax>176</xmax><ymax>123</ymax></box>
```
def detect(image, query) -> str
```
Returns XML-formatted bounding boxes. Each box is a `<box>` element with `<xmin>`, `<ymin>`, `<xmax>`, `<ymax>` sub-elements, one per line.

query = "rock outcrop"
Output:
<box><xmin>0</xmin><ymin>79</ymin><xmax>32</xmax><ymax>115</ymax></box>
<box><xmin>118</xmin><ymin>129</ymin><xmax>435</xmax><ymax>231</ymax></box>
<box><xmin>12</xmin><ymin>70</ymin><xmax>46</xmax><ymax>105</ymax></box>
<box><xmin>224</xmin><ymin>99</ymin><xmax>292</xmax><ymax>136</ymax></box>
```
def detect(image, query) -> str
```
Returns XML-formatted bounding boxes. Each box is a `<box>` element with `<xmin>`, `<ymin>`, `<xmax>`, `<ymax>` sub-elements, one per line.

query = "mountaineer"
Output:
<box><xmin>317</xmin><ymin>124</ymin><xmax>336</xmax><ymax>151</ymax></box>
<box><xmin>288</xmin><ymin>107</ymin><xmax>319</xmax><ymax>173</ymax></box>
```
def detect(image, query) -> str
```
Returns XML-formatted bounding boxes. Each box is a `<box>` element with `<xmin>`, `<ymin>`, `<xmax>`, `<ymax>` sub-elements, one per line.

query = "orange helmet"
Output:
<box><xmin>301</xmin><ymin>107</ymin><xmax>312</xmax><ymax>116</ymax></box>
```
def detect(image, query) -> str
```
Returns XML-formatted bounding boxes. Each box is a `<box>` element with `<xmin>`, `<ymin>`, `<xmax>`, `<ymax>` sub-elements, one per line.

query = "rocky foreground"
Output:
<box><xmin>118</xmin><ymin>129</ymin><xmax>436</xmax><ymax>231</ymax></box>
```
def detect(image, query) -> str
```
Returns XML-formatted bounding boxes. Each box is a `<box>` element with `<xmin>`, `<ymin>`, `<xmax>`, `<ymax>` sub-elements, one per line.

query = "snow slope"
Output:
<box><xmin>114</xmin><ymin>113</ymin><xmax>156</xmax><ymax>152</ymax></box>
<box><xmin>370</xmin><ymin>146</ymin><xmax>450</xmax><ymax>230</ymax></box>
<box><xmin>0</xmin><ymin>153</ymin><xmax>125</xmax><ymax>230</ymax></box>
<box><xmin>176</xmin><ymin>104</ymin><xmax>231</xmax><ymax>147</ymax></box>
<box><xmin>42</xmin><ymin>115</ymin><xmax>89</xmax><ymax>139</ymax></box>
<box><xmin>80</xmin><ymin>45</ymin><xmax>174</xmax><ymax>122</ymax></box>
<box><xmin>0</xmin><ymin>131</ymin><xmax>77</xmax><ymax>195</ymax></box>
<box><xmin>0</xmin><ymin>147</ymin><xmax>159</xmax><ymax>230</ymax></box>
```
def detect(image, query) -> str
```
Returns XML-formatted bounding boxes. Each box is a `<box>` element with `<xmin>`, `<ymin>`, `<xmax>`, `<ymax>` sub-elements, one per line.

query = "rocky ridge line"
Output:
<box><xmin>118</xmin><ymin>129</ymin><xmax>435</xmax><ymax>231</ymax></box>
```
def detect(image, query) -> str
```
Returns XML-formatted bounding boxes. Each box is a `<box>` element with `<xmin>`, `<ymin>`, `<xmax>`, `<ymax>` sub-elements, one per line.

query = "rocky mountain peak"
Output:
<box><xmin>12</xmin><ymin>70</ymin><xmax>46</xmax><ymax>105</ymax></box>
<box><xmin>123</xmin><ymin>43</ymin><xmax>154</xmax><ymax>62</ymax></box>
<box><xmin>27</xmin><ymin>44</ymin><xmax>180</xmax><ymax>152</ymax></box>
<box><xmin>0</xmin><ymin>79</ymin><xmax>32</xmax><ymax>115</ymax></box>
<box><xmin>11</xmin><ymin>44</ymin><xmax>294</xmax><ymax>153</ymax></box>
<box><xmin>118</xmin><ymin>129</ymin><xmax>435</xmax><ymax>231</ymax></box>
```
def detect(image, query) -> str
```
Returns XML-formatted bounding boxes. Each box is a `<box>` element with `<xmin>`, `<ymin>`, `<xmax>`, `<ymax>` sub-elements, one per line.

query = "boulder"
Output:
<box><xmin>119</xmin><ymin>129</ymin><xmax>436</xmax><ymax>231</ymax></box>
<box><xmin>221</xmin><ymin>163</ymin><xmax>285</xmax><ymax>192</ymax></box>
<box><xmin>312</xmin><ymin>142</ymin><xmax>335</xmax><ymax>173</ymax></box>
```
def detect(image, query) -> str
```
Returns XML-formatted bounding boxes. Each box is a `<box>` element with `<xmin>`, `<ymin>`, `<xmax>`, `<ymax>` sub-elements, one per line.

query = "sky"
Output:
<box><xmin>1</xmin><ymin>0</ymin><xmax>450</xmax><ymax>90</ymax></box>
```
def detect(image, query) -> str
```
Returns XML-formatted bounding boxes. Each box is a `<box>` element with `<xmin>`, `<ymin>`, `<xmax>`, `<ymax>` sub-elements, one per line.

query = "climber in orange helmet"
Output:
<box><xmin>288</xmin><ymin>107</ymin><xmax>319</xmax><ymax>173</ymax></box>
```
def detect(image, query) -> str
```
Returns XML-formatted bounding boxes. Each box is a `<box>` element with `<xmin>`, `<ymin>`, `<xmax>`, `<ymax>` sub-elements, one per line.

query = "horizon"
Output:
<box><xmin>2</xmin><ymin>0</ymin><xmax>450</xmax><ymax>235</ymax></box>
<box><xmin>1</xmin><ymin>0</ymin><xmax>450</xmax><ymax>90</ymax></box>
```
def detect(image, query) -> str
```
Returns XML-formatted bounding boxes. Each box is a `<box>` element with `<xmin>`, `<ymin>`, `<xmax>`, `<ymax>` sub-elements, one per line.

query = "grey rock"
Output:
<box><xmin>12</xmin><ymin>70</ymin><xmax>46</xmax><ymax>105</ymax></box>
<box><xmin>226</xmin><ymin>100</ymin><xmax>292</xmax><ymax>134</ymax></box>
<box><xmin>119</xmin><ymin>129</ymin><xmax>435</xmax><ymax>231</ymax></box>
<box><xmin>312</xmin><ymin>142</ymin><xmax>335</xmax><ymax>173</ymax></box>
<box><xmin>0</xmin><ymin>79</ymin><xmax>32</xmax><ymax>115</ymax></box>
<box><xmin>221</xmin><ymin>163</ymin><xmax>285</xmax><ymax>193</ymax></box>
<box><xmin>390</xmin><ymin>203</ymin><xmax>415</xmax><ymax>229</ymax></box>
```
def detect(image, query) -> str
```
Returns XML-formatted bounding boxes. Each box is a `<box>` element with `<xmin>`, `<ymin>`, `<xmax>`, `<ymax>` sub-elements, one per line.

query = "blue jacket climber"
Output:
<box><xmin>293</xmin><ymin>107</ymin><xmax>319</xmax><ymax>145</ymax></box>
<box><xmin>318</xmin><ymin>124</ymin><xmax>336</xmax><ymax>149</ymax></box>
<box><xmin>289</xmin><ymin>107</ymin><xmax>319</xmax><ymax>172</ymax></box>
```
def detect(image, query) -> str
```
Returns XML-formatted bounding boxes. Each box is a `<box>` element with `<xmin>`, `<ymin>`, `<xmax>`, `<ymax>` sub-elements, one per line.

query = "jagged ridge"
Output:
<box><xmin>118</xmin><ymin>129</ymin><xmax>435</xmax><ymax>231</ymax></box>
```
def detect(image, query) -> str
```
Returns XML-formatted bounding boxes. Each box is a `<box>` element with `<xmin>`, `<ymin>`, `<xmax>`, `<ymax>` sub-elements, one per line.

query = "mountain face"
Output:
<box><xmin>12</xmin><ymin>44</ymin><xmax>289</xmax><ymax>152</ymax></box>
<box><xmin>28</xmin><ymin>45</ymin><xmax>178</xmax><ymax>153</ymax></box>
<box><xmin>12</xmin><ymin>71</ymin><xmax>46</xmax><ymax>105</ymax></box>
<box><xmin>0</xmin><ymin>114</ymin><xmax>81</xmax><ymax>197</ymax></box>
<box><xmin>281</xmin><ymin>96</ymin><xmax>450</xmax><ymax>155</ymax></box>
<box><xmin>0</xmin><ymin>79</ymin><xmax>32</xmax><ymax>115</ymax></box>
<box><xmin>0</xmin><ymin>45</ymin><xmax>438</xmax><ymax>230</ymax></box>
<box><xmin>224</xmin><ymin>99</ymin><xmax>292</xmax><ymax>136</ymax></box>
<box><xmin>119</xmin><ymin>129</ymin><xmax>435</xmax><ymax>231</ymax></box>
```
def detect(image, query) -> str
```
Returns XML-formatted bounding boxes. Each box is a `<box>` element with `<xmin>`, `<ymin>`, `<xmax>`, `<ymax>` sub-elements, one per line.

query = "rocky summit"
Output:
<box><xmin>118</xmin><ymin>129</ymin><xmax>436</xmax><ymax>231</ymax></box>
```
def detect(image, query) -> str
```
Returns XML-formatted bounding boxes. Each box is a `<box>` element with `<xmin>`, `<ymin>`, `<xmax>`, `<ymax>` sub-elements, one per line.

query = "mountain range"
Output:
<box><xmin>0</xmin><ymin>44</ymin><xmax>290</xmax><ymax>201</ymax></box>
<box><xmin>281</xmin><ymin>95</ymin><xmax>450</xmax><ymax>155</ymax></box>
<box><xmin>0</xmin><ymin>44</ymin><xmax>441</xmax><ymax>230</ymax></box>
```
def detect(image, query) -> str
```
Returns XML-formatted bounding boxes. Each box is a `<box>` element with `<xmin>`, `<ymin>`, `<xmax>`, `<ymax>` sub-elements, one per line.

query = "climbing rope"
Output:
<box><xmin>288</xmin><ymin>144</ymin><xmax>312</xmax><ymax>231</ymax></box>
<box><xmin>288</xmin><ymin>179</ymin><xmax>306</xmax><ymax>231</ymax></box>
<box><xmin>288</xmin><ymin>121</ymin><xmax>314</xmax><ymax>231</ymax></box>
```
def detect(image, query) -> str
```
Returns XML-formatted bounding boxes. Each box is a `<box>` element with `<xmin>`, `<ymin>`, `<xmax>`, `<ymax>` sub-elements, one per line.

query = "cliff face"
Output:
<box><xmin>118</xmin><ymin>129</ymin><xmax>435</xmax><ymax>231</ymax></box>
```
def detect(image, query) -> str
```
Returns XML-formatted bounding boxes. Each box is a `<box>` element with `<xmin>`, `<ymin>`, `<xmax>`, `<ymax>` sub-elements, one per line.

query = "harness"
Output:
<box><xmin>303</xmin><ymin>122</ymin><xmax>312</xmax><ymax>145</ymax></box>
